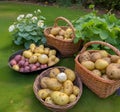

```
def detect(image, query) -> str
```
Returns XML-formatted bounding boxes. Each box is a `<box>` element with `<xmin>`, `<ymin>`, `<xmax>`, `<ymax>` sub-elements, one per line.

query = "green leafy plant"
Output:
<box><xmin>8</xmin><ymin>9</ymin><xmax>46</xmax><ymax>48</ymax></box>
<box><xmin>72</xmin><ymin>10</ymin><xmax>120</xmax><ymax>50</ymax></box>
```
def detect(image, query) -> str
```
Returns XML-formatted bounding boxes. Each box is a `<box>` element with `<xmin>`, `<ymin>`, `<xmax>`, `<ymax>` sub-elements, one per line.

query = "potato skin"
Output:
<box><xmin>90</xmin><ymin>52</ymin><xmax>101</xmax><ymax>62</ymax></box>
<box><xmin>38</xmin><ymin>89</ymin><xmax>51</xmax><ymax>100</ymax></box>
<box><xmin>69</xmin><ymin>94</ymin><xmax>77</xmax><ymax>103</ymax></box>
<box><xmin>50</xmin><ymin>27</ymin><xmax>61</xmax><ymax>35</ymax></box>
<box><xmin>49</xmin><ymin>68</ymin><xmax>60</xmax><ymax>78</ymax></box>
<box><xmin>64</xmin><ymin>69</ymin><xmax>76</xmax><ymax>82</ymax></box>
<box><xmin>106</xmin><ymin>63</ymin><xmax>120</xmax><ymax>79</ymax></box>
<box><xmin>63</xmin><ymin>80</ymin><xmax>73</xmax><ymax>95</ymax></box>
<box><xmin>51</xmin><ymin>91</ymin><xmax>69</xmax><ymax>105</ymax></box>
<box><xmin>40</xmin><ymin>77</ymin><xmax>50</xmax><ymax>88</ymax></box>
<box><xmin>78</xmin><ymin>51</ymin><xmax>91</xmax><ymax>63</ymax></box>
<box><xmin>46</xmin><ymin>78</ymin><xmax>62</xmax><ymax>91</ymax></box>
<box><xmin>73</xmin><ymin>85</ymin><xmax>80</xmax><ymax>96</ymax></box>
<box><xmin>81</xmin><ymin>61</ymin><xmax>95</xmax><ymax>70</ymax></box>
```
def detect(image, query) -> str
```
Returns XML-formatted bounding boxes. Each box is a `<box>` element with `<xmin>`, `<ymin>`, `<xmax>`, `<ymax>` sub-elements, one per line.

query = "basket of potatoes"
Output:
<box><xmin>44</xmin><ymin>16</ymin><xmax>82</xmax><ymax>57</ymax></box>
<box><xmin>75</xmin><ymin>41</ymin><xmax>120</xmax><ymax>98</ymax></box>
<box><xmin>33</xmin><ymin>66</ymin><xmax>82</xmax><ymax>112</ymax></box>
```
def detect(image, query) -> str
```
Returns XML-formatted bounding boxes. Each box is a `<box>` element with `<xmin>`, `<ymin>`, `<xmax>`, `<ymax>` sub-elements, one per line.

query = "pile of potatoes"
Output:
<box><xmin>9</xmin><ymin>43</ymin><xmax>59</xmax><ymax>72</ymax></box>
<box><xmin>38</xmin><ymin>68</ymin><xmax>81</xmax><ymax>106</ymax></box>
<box><xmin>78</xmin><ymin>50</ymin><xmax>120</xmax><ymax>80</ymax></box>
<box><xmin>48</xmin><ymin>26</ymin><xmax>74</xmax><ymax>40</ymax></box>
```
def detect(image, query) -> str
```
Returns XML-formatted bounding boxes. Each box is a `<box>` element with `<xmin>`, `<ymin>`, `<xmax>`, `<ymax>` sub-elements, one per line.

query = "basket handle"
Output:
<box><xmin>80</xmin><ymin>41</ymin><xmax>120</xmax><ymax>56</ymax></box>
<box><xmin>54</xmin><ymin>16</ymin><xmax>75</xmax><ymax>38</ymax></box>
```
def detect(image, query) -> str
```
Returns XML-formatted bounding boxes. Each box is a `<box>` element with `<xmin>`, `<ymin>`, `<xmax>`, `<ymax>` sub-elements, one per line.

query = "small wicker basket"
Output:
<box><xmin>44</xmin><ymin>16</ymin><xmax>82</xmax><ymax>57</ymax></box>
<box><xmin>33</xmin><ymin>66</ymin><xmax>83</xmax><ymax>112</ymax></box>
<box><xmin>75</xmin><ymin>41</ymin><xmax>120</xmax><ymax>98</ymax></box>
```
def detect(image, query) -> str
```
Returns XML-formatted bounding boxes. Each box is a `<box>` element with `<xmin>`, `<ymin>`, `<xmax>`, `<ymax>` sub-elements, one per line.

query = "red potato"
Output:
<box><xmin>18</xmin><ymin>60</ymin><xmax>25</xmax><ymax>67</ymax></box>
<box><xmin>35</xmin><ymin>62</ymin><xmax>41</xmax><ymax>67</ymax></box>
<box><xmin>24</xmin><ymin>66</ymin><xmax>30</xmax><ymax>72</ymax></box>
<box><xmin>24</xmin><ymin>61</ymin><xmax>29</xmax><ymax>66</ymax></box>
<box><xmin>30</xmin><ymin>65</ymin><xmax>37</xmax><ymax>71</ymax></box>
<box><xmin>40</xmin><ymin>64</ymin><xmax>47</xmax><ymax>69</ymax></box>
<box><xmin>10</xmin><ymin>59</ymin><xmax>17</xmax><ymax>66</ymax></box>
<box><xmin>25</xmin><ymin>58</ymin><xmax>29</xmax><ymax>62</ymax></box>
<box><xmin>19</xmin><ymin>67</ymin><xmax>24</xmax><ymax>72</ymax></box>
<box><xmin>14</xmin><ymin>55</ymin><xmax>22</xmax><ymax>62</ymax></box>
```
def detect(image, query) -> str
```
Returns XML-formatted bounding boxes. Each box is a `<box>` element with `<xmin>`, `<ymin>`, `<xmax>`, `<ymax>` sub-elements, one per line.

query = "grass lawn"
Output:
<box><xmin>0</xmin><ymin>1</ymin><xmax>120</xmax><ymax>112</ymax></box>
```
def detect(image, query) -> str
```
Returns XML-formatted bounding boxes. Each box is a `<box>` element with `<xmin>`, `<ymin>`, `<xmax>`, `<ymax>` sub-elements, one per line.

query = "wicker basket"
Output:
<box><xmin>75</xmin><ymin>41</ymin><xmax>120</xmax><ymax>98</ymax></box>
<box><xmin>44</xmin><ymin>16</ymin><xmax>82</xmax><ymax>57</ymax></box>
<box><xmin>33</xmin><ymin>66</ymin><xmax>83</xmax><ymax>112</ymax></box>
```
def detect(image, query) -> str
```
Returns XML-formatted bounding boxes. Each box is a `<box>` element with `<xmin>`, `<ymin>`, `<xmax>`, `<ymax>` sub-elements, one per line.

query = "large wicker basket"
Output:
<box><xmin>33</xmin><ymin>66</ymin><xmax>83</xmax><ymax>112</ymax></box>
<box><xmin>44</xmin><ymin>16</ymin><xmax>82</xmax><ymax>57</ymax></box>
<box><xmin>75</xmin><ymin>41</ymin><xmax>120</xmax><ymax>98</ymax></box>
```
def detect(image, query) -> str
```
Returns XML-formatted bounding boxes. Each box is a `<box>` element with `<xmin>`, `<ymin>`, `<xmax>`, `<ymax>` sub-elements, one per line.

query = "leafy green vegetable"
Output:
<box><xmin>72</xmin><ymin>11</ymin><xmax>120</xmax><ymax>50</ymax></box>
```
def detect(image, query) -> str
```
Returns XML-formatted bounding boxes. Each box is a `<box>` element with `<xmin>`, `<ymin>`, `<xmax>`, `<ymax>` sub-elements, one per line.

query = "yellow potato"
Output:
<box><xmin>69</xmin><ymin>94</ymin><xmax>77</xmax><ymax>103</ymax></box>
<box><xmin>29</xmin><ymin>55</ymin><xmax>38</xmax><ymax>63</ymax></box>
<box><xmin>45</xmin><ymin>96</ymin><xmax>55</xmax><ymax>105</ymax></box>
<box><xmin>50</xmin><ymin>27</ymin><xmax>61</xmax><ymax>35</ymax></box>
<box><xmin>81</xmin><ymin>61</ymin><xmax>95</xmax><ymax>70</ymax></box>
<box><xmin>99</xmin><ymin>50</ymin><xmax>108</xmax><ymax>58</ymax></box>
<box><xmin>49</xmin><ymin>68</ymin><xmax>60</xmax><ymax>78</ymax></box>
<box><xmin>40</xmin><ymin>77</ymin><xmax>50</xmax><ymax>88</ymax></box>
<box><xmin>44</xmin><ymin>48</ymin><xmax>50</xmax><ymax>55</ymax></box>
<box><xmin>38</xmin><ymin>89</ymin><xmax>51</xmax><ymax>100</ymax></box>
<box><xmin>95</xmin><ymin>59</ymin><xmax>109</xmax><ymax>70</ymax></box>
<box><xmin>46</xmin><ymin>78</ymin><xmax>62</xmax><ymax>91</ymax></box>
<box><xmin>23</xmin><ymin>50</ymin><xmax>32</xmax><ymax>58</ymax></box>
<box><xmin>63</xmin><ymin>80</ymin><xmax>73</xmax><ymax>95</ymax></box>
<box><xmin>51</xmin><ymin>91</ymin><xmax>69</xmax><ymax>105</ymax></box>
<box><xmin>73</xmin><ymin>85</ymin><xmax>80</xmax><ymax>96</ymax></box>
<box><xmin>48</xmin><ymin>50</ymin><xmax>56</xmax><ymax>56</ymax></box>
<box><xmin>29</xmin><ymin>43</ymin><xmax>36</xmax><ymax>52</ymax></box>
<box><xmin>64</xmin><ymin>69</ymin><xmax>76</xmax><ymax>82</ymax></box>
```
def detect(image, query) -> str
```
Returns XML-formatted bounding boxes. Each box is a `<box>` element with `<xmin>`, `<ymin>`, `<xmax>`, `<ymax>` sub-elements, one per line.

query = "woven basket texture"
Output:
<box><xmin>75</xmin><ymin>41</ymin><xmax>120</xmax><ymax>98</ymax></box>
<box><xmin>33</xmin><ymin>66</ymin><xmax>83</xmax><ymax>112</ymax></box>
<box><xmin>44</xmin><ymin>16</ymin><xmax>81</xmax><ymax>57</ymax></box>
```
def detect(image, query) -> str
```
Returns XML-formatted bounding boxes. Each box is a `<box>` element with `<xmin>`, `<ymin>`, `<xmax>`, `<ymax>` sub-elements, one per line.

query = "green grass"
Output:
<box><xmin>0</xmin><ymin>1</ymin><xmax>120</xmax><ymax>112</ymax></box>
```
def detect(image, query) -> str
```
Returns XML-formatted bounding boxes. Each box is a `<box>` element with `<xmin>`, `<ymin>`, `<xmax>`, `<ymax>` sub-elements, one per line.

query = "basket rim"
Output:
<box><xmin>75</xmin><ymin>53</ymin><xmax>117</xmax><ymax>84</ymax></box>
<box><xmin>33</xmin><ymin>66</ymin><xmax>83</xmax><ymax>109</ymax></box>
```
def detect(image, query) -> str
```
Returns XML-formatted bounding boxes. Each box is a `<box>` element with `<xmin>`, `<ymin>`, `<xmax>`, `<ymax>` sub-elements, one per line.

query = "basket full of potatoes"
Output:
<box><xmin>44</xmin><ymin>16</ymin><xmax>82</xmax><ymax>57</ymax></box>
<box><xmin>75</xmin><ymin>41</ymin><xmax>120</xmax><ymax>98</ymax></box>
<box><xmin>33</xmin><ymin>66</ymin><xmax>82</xmax><ymax>112</ymax></box>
